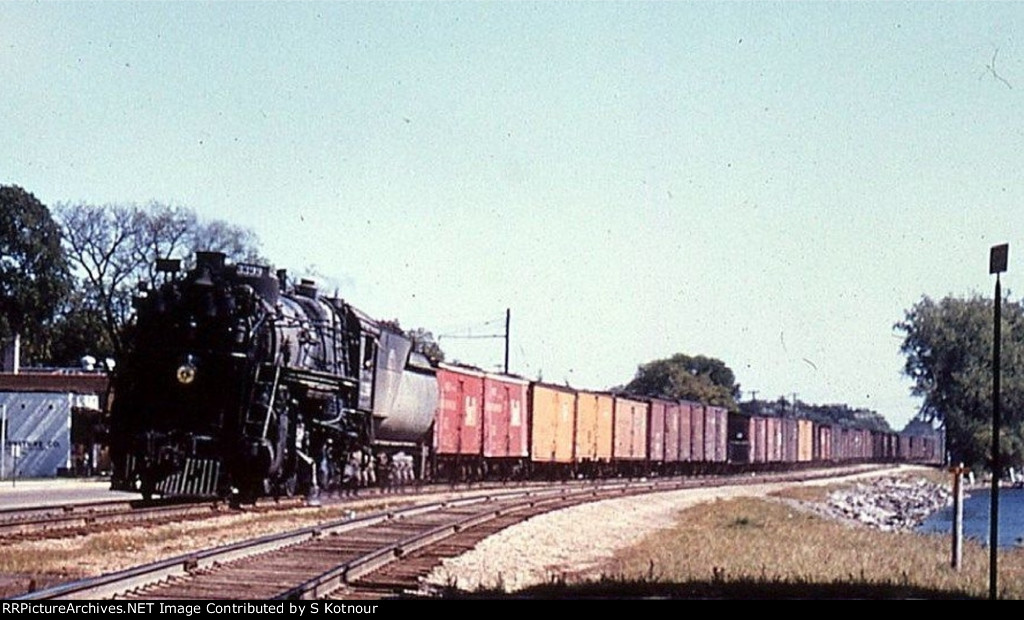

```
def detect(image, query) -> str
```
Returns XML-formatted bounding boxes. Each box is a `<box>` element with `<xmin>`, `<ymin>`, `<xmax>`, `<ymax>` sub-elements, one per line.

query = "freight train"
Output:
<box><xmin>109</xmin><ymin>252</ymin><xmax>942</xmax><ymax>502</ymax></box>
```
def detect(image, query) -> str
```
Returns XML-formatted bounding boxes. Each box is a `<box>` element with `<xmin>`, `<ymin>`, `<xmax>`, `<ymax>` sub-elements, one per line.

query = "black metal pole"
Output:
<box><xmin>952</xmin><ymin>464</ymin><xmax>963</xmax><ymax>570</ymax></box>
<box><xmin>504</xmin><ymin>308</ymin><xmax>510</xmax><ymax>374</ymax></box>
<box><xmin>990</xmin><ymin>274</ymin><xmax>1001</xmax><ymax>600</ymax></box>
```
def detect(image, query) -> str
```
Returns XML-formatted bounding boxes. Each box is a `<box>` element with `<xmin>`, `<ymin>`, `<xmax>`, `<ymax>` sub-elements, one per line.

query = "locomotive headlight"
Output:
<box><xmin>176</xmin><ymin>358</ymin><xmax>197</xmax><ymax>385</ymax></box>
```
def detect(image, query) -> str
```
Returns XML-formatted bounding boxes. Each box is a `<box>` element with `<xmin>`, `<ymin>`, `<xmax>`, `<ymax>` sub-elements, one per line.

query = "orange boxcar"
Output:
<box><xmin>573</xmin><ymin>389</ymin><xmax>598</xmax><ymax>462</ymax></box>
<box><xmin>574</xmin><ymin>390</ymin><xmax>614</xmax><ymax>463</ymax></box>
<box><xmin>529</xmin><ymin>383</ymin><xmax>576</xmax><ymax>464</ymax></box>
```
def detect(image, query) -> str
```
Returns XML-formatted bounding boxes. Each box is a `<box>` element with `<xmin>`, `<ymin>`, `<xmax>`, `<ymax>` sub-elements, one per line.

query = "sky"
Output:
<box><xmin>3</xmin><ymin>1</ymin><xmax>1023</xmax><ymax>430</ymax></box>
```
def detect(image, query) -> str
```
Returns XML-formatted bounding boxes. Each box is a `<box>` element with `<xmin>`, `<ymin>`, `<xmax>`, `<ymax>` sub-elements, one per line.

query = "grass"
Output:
<box><xmin>0</xmin><ymin>496</ymin><xmax>416</xmax><ymax>581</ymax></box>
<box><xmin>519</xmin><ymin>495</ymin><xmax>1024</xmax><ymax>599</ymax></box>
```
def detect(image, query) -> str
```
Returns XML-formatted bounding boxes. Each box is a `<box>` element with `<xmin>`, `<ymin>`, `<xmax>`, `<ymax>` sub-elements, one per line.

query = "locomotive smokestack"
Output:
<box><xmin>194</xmin><ymin>252</ymin><xmax>225</xmax><ymax>288</ymax></box>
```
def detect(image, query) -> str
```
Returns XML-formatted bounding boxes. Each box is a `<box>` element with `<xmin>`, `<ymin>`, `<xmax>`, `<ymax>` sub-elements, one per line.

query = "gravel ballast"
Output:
<box><xmin>422</xmin><ymin>466</ymin><xmax>945</xmax><ymax>594</ymax></box>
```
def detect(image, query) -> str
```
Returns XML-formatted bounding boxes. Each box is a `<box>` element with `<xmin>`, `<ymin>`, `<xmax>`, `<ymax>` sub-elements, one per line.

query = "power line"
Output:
<box><xmin>435</xmin><ymin>309</ymin><xmax>512</xmax><ymax>374</ymax></box>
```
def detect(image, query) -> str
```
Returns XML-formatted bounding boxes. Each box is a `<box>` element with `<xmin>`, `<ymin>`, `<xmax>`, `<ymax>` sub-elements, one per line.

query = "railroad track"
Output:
<box><xmin>0</xmin><ymin>479</ymin><xmax>556</xmax><ymax>542</ymax></box>
<box><xmin>0</xmin><ymin>497</ymin><xmax>309</xmax><ymax>542</ymax></box>
<box><xmin>12</xmin><ymin>464</ymin><xmax>893</xmax><ymax>600</ymax></box>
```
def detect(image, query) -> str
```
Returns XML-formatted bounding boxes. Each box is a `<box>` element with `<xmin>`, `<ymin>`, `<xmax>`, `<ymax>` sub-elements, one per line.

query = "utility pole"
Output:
<box><xmin>437</xmin><ymin>309</ymin><xmax>512</xmax><ymax>374</ymax></box>
<box><xmin>504</xmin><ymin>308</ymin><xmax>510</xmax><ymax>374</ymax></box>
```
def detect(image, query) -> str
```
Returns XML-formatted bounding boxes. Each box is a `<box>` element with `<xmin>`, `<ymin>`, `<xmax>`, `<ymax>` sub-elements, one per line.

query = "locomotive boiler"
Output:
<box><xmin>109</xmin><ymin>251</ymin><xmax>437</xmax><ymax>502</ymax></box>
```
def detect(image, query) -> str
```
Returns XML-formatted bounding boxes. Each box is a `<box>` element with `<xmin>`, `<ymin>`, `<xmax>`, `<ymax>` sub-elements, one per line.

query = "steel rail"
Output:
<box><xmin>13</xmin><ymin>464</ymin><xmax>895</xmax><ymax>600</ymax></box>
<box><xmin>12</xmin><ymin>484</ymin><xmax>586</xmax><ymax>600</ymax></box>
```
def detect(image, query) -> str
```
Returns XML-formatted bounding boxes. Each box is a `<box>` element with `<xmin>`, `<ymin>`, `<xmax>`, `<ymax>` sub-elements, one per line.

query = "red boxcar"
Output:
<box><xmin>703</xmin><ymin>406</ymin><xmax>716</xmax><ymax>462</ymax></box>
<box><xmin>663</xmin><ymin>401</ymin><xmax>681</xmax><ymax>463</ymax></box>
<box><xmin>816</xmin><ymin>424</ymin><xmax>833</xmax><ymax>461</ymax></box>
<box><xmin>481</xmin><ymin>373</ymin><xmax>529</xmax><ymax>459</ymax></box>
<box><xmin>613</xmin><ymin>395</ymin><xmax>649</xmax><ymax>461</ymax></box>
<box><xmin>833</xmin><ymin>424</ymin><xmax>846</xmax><ymax>460</ymax></box>
<box><xmin>781</xmin><ymin>418</ymin><xmax>798</xmax><ymax>462</ymax></box>
<box><xmin>766</xmin><ymin>417</ymin><xmax>781</xmax><ymax>462</ymax></box>
<box><xmin>690</xmin><ymin>403</ymin><xmax>705</xmax><ymax>461</ymax></box>
<box><xmin>700</xmin><ymin>405</ymin><xmax>724</xmax><ymax>462</ymax></box>
<box><xmin>753</xmin><ymin>416</ymin><xmax>767</xmax><ymax>463</ymax></box>
<box><xmin>711</xmin><ymin>406</ymin><xmax>728</xmax><ymax>462</ymax></box>
<box><xmin>648</xmin><ymin>399</ymin><xmax>667</xmax><ymax>463</ymax></box>
<box><xmin>679</xmin><ymin>401</ymin><xmax>694</xmax><ymax>461</ymax></box>
<box><xmin>434</xmin><ymin>364</ymin><xmax>484</xmax><ymax>456</ymax></box>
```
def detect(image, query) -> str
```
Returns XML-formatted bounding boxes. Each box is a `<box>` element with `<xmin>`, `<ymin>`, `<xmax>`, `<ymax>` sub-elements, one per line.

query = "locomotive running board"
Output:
<box><xmin>275</xmin><ymin>365</ymin><xmax>359</xmax><ymax>394</ymax></box>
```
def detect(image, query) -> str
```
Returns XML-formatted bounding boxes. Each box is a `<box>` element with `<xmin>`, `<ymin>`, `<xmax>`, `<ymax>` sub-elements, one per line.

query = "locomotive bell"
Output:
<box><xmin>194</xmin><ymin>267</ymin><xmax>214</xmax><ymax>288</ymax></box>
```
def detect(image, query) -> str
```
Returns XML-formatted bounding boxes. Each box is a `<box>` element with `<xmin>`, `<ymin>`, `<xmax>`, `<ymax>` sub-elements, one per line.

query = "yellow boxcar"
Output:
<box><xmin>797</xmin><ymin>419</ymin><xmax>814</xmax><ymax>462</ymax></box>
<box><xmin>575</xmin><ymin>390</ymin><xmax>614</xmax><ymax>462</ymax></box>
<box><xmin>595</xmin><ymin>392</ymin><xmax>614</xmax><ymax>461</ymax></box>
<box><xmin>529</xmin><ymin>383</ymin><xmax>576</xmax><ymax>463</ymax></box>
<box><xmin>574</xmin><ymin>390</ymin><xmax>598</xmax><ymax>461</ymax></box>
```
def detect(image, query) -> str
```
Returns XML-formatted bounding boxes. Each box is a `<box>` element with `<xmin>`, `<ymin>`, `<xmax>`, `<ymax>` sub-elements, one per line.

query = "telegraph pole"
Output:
<box><xmin>504</xmin><ymin>308</ymin><xmax>510</xmax><ymax>374</ymax></box>
<box><xmin>437</xmin><ymin>309</ymin><xmax>512</xmax><ymax>374</ymax></box>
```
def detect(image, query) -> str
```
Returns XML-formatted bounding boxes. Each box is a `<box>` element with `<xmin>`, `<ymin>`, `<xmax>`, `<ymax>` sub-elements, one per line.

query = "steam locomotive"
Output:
<box><xmin>109</xmin><ymin>252</ymin><xmax>437</xmax><ymax>502</ymax></box>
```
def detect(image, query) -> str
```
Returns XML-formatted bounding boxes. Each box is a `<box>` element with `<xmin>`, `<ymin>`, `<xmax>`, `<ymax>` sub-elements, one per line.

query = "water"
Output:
<box><xmin>917</xmin><ymin>487</ymin><xmax>1024</xmax><ymax>548</ymax></box>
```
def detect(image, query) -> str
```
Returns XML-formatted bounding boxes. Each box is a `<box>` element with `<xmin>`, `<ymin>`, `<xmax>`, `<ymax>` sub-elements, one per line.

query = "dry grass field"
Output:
<box><xmin>506</xmin><ymin>494</ymin><xmax>1024</xmax><ymax>599</ymax></box>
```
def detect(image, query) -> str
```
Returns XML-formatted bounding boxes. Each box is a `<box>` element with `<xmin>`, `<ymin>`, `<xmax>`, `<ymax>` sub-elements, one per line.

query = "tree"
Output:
<box><xmin>895</xmin><ymin>295</ymin><xmax>1024</xmax><ymax>468</ymax></box>
<box><xmin>741</xmin><ymin>398</ymin><xmax>892</xmax><ymax>432</ymax></box>
<box><xmin>45</xmin><ymin>289</ymin><xmax>116</xmax><ymax>367</ymax></box>
<box><xmin>54</xmin><ymin>202</ymin><xmax>264</xmax><ymax>359</ymax></box>
<box><xmin>623</xmin><ymin>353</ymin><xmax>740</xmax><ymax>410</ymax></box>
<box><xmin>0</xmin><ymin>186</ymin><xmax>72</xmax><ymax>365</ymax></box>
<box><xmin>406</xmin><ymin>327</ymin><xmax>445</xmax><ymax>362</ymax></box>
<box><xmin>377</xmin><ymin>320</ymin><xmax>446</xmax><ymax>362</ymax></box>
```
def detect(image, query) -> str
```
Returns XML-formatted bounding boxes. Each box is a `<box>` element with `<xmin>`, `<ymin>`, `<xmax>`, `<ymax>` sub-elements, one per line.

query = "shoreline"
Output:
<box><xmin>782</xmin><ymin>473</ymin><xmax>952</xmax><ymax>532</ymax></box>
